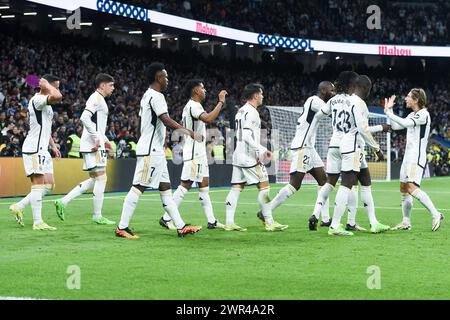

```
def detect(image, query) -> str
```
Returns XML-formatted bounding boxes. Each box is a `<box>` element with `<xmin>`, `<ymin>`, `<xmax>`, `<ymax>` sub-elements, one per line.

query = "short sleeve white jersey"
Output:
<box><xmin>22</xmin><ymin>94</ymin><xmax>54</xmax><ymax>154</ymax></box>
<box><xmin>182</xmin><ymin>99</ymin><xmax>206</xmax><ymax>161</ymax></box>
<box><xmin>136</xmin><ymin>88</ymin><xmax>168</xmax><ymax>156</ymax></box>
<box><xmin>290</xmin><ymin>95</ymin><xmax>326</xmax><ymax>149</ymax></box>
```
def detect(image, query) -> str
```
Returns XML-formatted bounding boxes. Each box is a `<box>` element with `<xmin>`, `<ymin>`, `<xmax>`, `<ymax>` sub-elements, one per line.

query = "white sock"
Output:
<box><xmin>319</xmin><ymin>186</ymin><xmax>331</xmax><ymax>222</ymax></box>
<box><xmin>61</xmin><ymin>178</ymin><xmax>95</xmax><ymax>206</ymax></box>
<box><xmin>401</xmin><ymin>193</ymin><xmax>413</xmax><ymax>224</ymax></box>
<box><xmin>270</xmin><ymin>184</ymin><xmax>296</xmax><ymax>212</ymax></box>
<box><xmin>199</xmin><ymin>187</ymin><xmax>216</xmax><ymax>224</ymax></box>
<box><xmin>173</xmin><ymin>185</ymin><xmax>188</xmax><ymax>207</ymax></box>
<box><xmin>361</xmin><ymin>186</ymin><xmax>378</xmax><ymax>226</ymax></box>
<box><xmin>347</xmin><ymin>186</ymin><xmax>358</xmax><ymax>225</ymax></box>
<box><xmin>313</xmin><ymin>183</ymin><xmax>333</xmax><ymax>219</ymax></box>
<box><xmin>411</xmin><ymin>189</ymin><xmax>440</xmax><ymax>218</ymax></box>
<box><xmin>160</xmin><ymin>190</ymin><xmax>185</xmax><ymax>229</ymax></box>
<box><xmin>258</xmin><ymin>187</ymin><xmax>273</xmax><ymax>225</ymax></box>
<box><xmin>16</xmin><ymin>194</ymin><xmax>31</xmax><ymax>210</ymax></box>
<box><xmin>163</xmin><ymin>185</ymin><xmax>188</xmax><ymax>221</ymax></box>
<box><xmin>119</xmin><ymin>187</ymin><xmax>141</xmax><ymax>229</ymax></box>
<box><xmin>42</xmin><ymin>184</ymin><xmax>53</xmax><ymax>196</ymax></box>
<box><xmin>30</xmin><ymin>185</ymin><xmax>44</xmax><ymax>225</ymax></box>
<box><xmin>330</xmin><ymin>186</ymin><xmax>351</xmax><ymax>229</ymax></box>
<box><xmin>225</xmin><ymin>187</ymin><xmax>241</xmax><ymax>225</ymax></box>
<box><xmin>92</xmin><ymin>175</ymin><xmax>107</xmax><ymax>219</ymax></box>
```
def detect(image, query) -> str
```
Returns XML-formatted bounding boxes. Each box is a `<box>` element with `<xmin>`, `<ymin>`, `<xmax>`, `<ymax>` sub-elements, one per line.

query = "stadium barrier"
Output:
<box><xmin>0</xmin><ymin>158</ymin><xmax>400</xmax><ymax>198</ymax></box>
<box><xmin>0</xmin><ymin>158</ymin><xmax>235</xmax><ymax>197</ymax></box>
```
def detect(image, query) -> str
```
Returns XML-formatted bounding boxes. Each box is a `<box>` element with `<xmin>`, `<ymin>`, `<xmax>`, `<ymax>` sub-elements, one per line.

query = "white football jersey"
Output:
<box><xmin>232</xmin><ymin>103</ymin><xmax>265</xmax><ymax>167</ymax></box>
<box><xmin>320</xmin><ymin>93</ymin><xmax>351</xmax><ymax>148</ymax></box>
<box><xmin>22</xmin><ymin>94</ymin><xmax>54</xmax><ymax>154</ymax></box>
<box><xmin>182</xmin><ymin>99</ymin><xmax>206</xmax><ymax>161</ymax></box>
<box><xmin>340</xmin><ymin>94</ymin><xmax>380</xmax><ymax>154</ymax></box>
<box><xmin>290</xmin><ymin>95</ymin><xmax>326</xmax><ymax>150</ymax></box>
<box><xmin>136</xmin><ymin>88</ymin><xmax>168</xmax><ymax>156</ymax></box>
<box><xmin>403</xmin><ymin>109</ymin><xmax>431</xmax><ymax>167</ymax></box>
<box><xmin>80</xmin><ymin>91</ymin><xmax>109</xmax><ymax>153</ymax></box>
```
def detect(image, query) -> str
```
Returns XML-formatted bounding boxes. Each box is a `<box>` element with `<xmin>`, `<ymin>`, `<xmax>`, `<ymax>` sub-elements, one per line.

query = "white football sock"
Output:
<box><xmin>16</xmin><ymin>194</ymin><xmax>31</xmax><ymax>210</ymax></box>
<box><xmin>347</xmin><ymin>186</ymin><xmax>358</xmax><ymax>225</ymax></box>
<box><xmin>30</xmin><ymin>185</ymin><xmax>44</xmax><ymax>225</ymax></box>
<box><xmin>401</xmin><ymin>193</ymin><xmax>413</xmax><ymax>224</ymax></box>
<box><xmin>225</xmin><ymin>187</ymin><xmax>242</xmax><ymax>225</ymax></box>
<box><xmin>42</xmin><ymin>184</ymin><xmax>54</xmax><ymax>197</ymax></box>
<box><xmin>411</xmin><ymin>189</ymin><xmax>440</xmax><ymax>218</ymax></box>
<box><xmin>61</xmin><ymin>178</ymin><xmax>95</xmax><ymax>206</ymax></box>
<box><xmin>160</xmin><ymin>190</ymin><xmax>185</xmax><ymax>229</ymax></box>
<box><xmin>361</xmin><ymin>186</ymin><xmax>378</xmax><ymax>226</ymax></box>
<box><xmin>173</xmin><ymin>185</ymin><xmax>188</xmax><ymax>207</ymax></box>
<box><xmin>119</xmin><ymin>187</ymin><xmax>141</xmax><ymax>229</ymax></box>
<box><xmin>270</xmin><ymin>184</ymin><xmax>296</xmax><ymax>212</ymax></box>
<box><xmin>330</xmin><ymin>186</ymin><xmax>350</xmax><ymax>229</ymax></box>
<box><xmin>92</xmin><ymin>174</ymin><xmax>107</xmax><ymax>219</ymax></box>
<box><xmin>199</xmin><ymin>187</ymin><xmax>216</xmax><ymax>224</ymax></box>
<box><xmin>319</xmin><ymin>186</ymin><xmax>331</xmax><ymax>222</ymax></box>
<box><xmin>258</xmin><ymin>187</ymin><xmax>273</xmax><ymax>225</ymax></box>
<box><xmin>312</xmin><ymin>183</ymin><xmax>333</xmax><ymax>219</ymax></box>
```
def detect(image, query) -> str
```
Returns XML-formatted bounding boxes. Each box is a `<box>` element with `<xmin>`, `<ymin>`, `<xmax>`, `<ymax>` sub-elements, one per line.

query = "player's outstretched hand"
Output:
<box><xmin>91</xmin><ymin>137</ymin><xmax>100</xmax><ymax>152</ymax></box>
<box><xmin>375</xmin><ymin>149</ymin><xmax>384</xmax><ymax>161</ymax></box>
<box><xmin>218</xmin><ymin>90</ymin><xmax>228</xmax><ymax>104</ymax></box>
<box><xmin>381</xmin><ymin>124</ymin><xmax>392</xmax><ymax>132</ymax></box>
<box><xmin>384</xmin><ymin>95</ymin><xmax>396</xmax><ymax>113</ymax></box>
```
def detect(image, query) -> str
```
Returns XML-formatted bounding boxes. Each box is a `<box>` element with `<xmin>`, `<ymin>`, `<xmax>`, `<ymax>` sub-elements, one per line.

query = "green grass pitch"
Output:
<box><xmin>1</xmin><ymin>177</ymin><xmax>449</xmax><ymax>300</ymax></box>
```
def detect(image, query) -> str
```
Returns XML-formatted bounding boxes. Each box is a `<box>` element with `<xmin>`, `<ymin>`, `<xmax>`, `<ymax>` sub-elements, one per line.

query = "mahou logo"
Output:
<box><xmin>378</xmin><ymin>45</ymin><xmax>412</xmax><ymax>56</ymax></box>
<box><xmin>196</xmin><ymin>22</ymin><xmax>217</xmax><ymax>36</ymax></box>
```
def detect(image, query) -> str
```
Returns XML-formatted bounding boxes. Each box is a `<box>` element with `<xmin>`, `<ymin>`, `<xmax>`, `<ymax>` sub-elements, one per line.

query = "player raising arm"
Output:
<box><xmin>10</xmin><ymin>75</ymin><xmax>62</xmax><ymax>230</ymax></box>
<box><xmin>159</xmin><ymin>79</ymin><xmax>227</xmax><ymax>230</ymax></box>
<box><xmin>384</xmin><ymin>90</ymin><xmax>444</xmax><ymax>231</ymax></box>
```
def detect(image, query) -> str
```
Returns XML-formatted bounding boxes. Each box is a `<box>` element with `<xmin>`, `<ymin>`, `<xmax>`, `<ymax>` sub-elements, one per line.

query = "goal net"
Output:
<box><xmin>266</xmin><ymin>105</ymin><xmax>391</xmax><ymax>184</ymax></box>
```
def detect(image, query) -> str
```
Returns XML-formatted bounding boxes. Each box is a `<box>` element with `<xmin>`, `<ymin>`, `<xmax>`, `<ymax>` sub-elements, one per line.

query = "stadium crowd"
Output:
<box><xmin>0</xmin><ymin>25</ymin><xmax>449</xmax><ymax>176</ymax></box>
<box><xmin>131</xmin><ymin>0</ymin><xmax>450</xmax><ymax>45</ymax></box>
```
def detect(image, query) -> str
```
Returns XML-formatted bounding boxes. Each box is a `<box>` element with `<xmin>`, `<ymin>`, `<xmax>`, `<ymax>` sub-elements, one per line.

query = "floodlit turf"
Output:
<box><xmin>1</xmin><ymin>177</ymin><xmax>449</xmax><ymax>300</ymax></box>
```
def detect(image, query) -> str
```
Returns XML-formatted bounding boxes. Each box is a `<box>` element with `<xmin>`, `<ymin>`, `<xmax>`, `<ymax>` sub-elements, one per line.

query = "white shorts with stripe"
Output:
<box><xmin>82</xmin><ymin>150</ymin><xmax>107</xmax><ymax>171</ymax></box>
<box><xmin>231</xmin><ymin>163</ymin><xmax>268</xmax><ymax>185</ymax></box>
<box><xmin>326</xmin><ymin>147</ymin><xmax>341</xmax><ymax>174</ymax></box>
<box><xmin>289</xmin><ymin>147</ymin><xmax>324</xmax><ymax>174</ymax></box>
<box><xmin>341</xmin><ymin>149</ymin><xmax>363</xmax><ymax>172</ymax></box>
<box><xmin>23</xmin><ymin>151</ymin><xmax>53</xmax><ymax>177</ymax></box>
<box><xmin>132</xmin><ymin>154</ymin><xmax>170</xmax><ymax>189</ymax></box>
<box><xmin>181</xmin><ymin>156</ymin><xmax>209</xmax><ymax>183</ymax></box>
<box><xmin>400</xmin><ymin>162</ymin><xmax>424</xmax><ymax>186</ymax></box>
